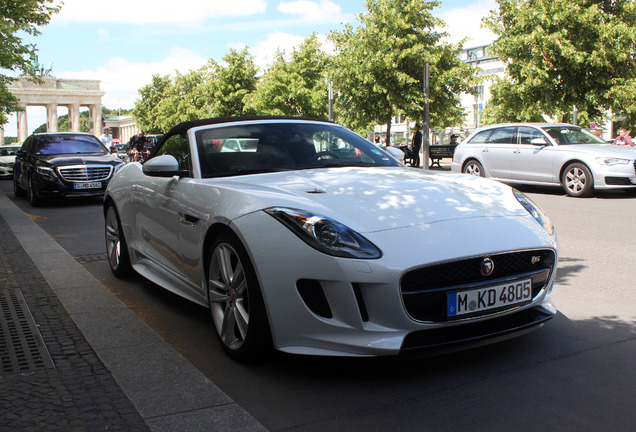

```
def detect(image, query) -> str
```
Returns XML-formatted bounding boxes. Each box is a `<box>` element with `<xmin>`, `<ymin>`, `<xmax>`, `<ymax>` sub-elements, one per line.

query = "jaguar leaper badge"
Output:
<box><xmin>480</xmin><ymin>258</ymin><xmax>495</xmax><ymax>276</ymax></box>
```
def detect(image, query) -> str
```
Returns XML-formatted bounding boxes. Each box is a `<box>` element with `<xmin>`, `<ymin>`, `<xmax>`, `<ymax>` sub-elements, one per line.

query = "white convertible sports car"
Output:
<box><xmin>104</xmin><ymin>117</ymin><xmax>558</xmax><ymax>361</ymax></box>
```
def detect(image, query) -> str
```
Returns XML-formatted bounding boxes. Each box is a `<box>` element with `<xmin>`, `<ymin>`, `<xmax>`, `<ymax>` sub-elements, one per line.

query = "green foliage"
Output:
<box><xmin>245</xmin><ymin>33</ymin><xmax>330</xmax><ymax>119</ymax></box>
<box><xmin>0</xmin><ymin>0</ymin><xmax>61</xmax><ymax>125</ymax></box>
<box><xmin>205</xmin><ymin>48</ymin><xmax>259</xmax><ymax>117</ymax></box>
<box><xmin>484</xmin><ymin>0</ymin><xmax>636</xmax><ymax>128</ymax></box>
<box><xmin>328</xmin><ymin>0</ymin><xmax>478</xmax><ymax>138</ymax></box>
<box><xmin>133</xmin><ymin>49</ymin><xmax>259</xmax><ymax>133</ymax></box>
<box><xmin>133</xmin><ymin>74</ymin><xmax>172</xmax><ymax>133</ymax></box>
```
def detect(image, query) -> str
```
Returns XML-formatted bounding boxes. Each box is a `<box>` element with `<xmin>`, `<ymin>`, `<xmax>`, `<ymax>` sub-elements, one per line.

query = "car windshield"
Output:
<box><xmin>0</xmin><ymin>146</ymin><xmax>20</xmax><ymax>156</ymax></box>
<box><xmin>542</xmin><ymin>127</ymin><xmax>606</xmax><ymax>145</ymax></box>
<box><xmin>34</xmin><ymin>135</ymin><xmax>107</xmax><ymax>155</ymax></box>
<box><xmin>195</xmin><ymin>122</ymin><xmax>400</xmax><ymax>178</ymax></box>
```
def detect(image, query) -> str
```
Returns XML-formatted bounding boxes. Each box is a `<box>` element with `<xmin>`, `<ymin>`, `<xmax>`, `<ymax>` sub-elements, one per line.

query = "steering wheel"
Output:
<box><xmin>308</xmin><ymin>151</ymin><xmax>341</xmax><ymax>163</ymax></box>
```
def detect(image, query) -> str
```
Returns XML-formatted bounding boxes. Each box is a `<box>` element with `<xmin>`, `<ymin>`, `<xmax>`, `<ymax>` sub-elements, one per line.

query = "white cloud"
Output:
<box><xmin>3</xmin><ymin>47</ymin><xmax>207</xmax><ymax>137</ymax></box>
<box><xmin>98</xmin><ymin>28</ymin><xmax>111</xmax><ymax>42</ymax></box>
<box><xmin>53</xmin><ymin>0</ymin><xmax>267</xmax><ymax>26</ymax></box>
<box><xmin>437</xmin><ymin>0</ymin><xmax>497</xmax><ymax>47</ymax></box>
<box><xmin>250</xmin><ymin>31</ymin><xmax>306</xmax><ymax>69</ymax></box>
<box><xmin>278</xmin><ymin>0</ymin><xmax>348</xmax><ymax>23</ymax></box>
<box><xmin>60</xmin><ymin>46</ymin><xmax>207</xmax><ymax>109</ymax></box>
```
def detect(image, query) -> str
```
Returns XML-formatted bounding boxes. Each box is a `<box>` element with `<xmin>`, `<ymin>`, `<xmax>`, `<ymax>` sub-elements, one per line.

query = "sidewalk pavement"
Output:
<box><xmin>0</xmin><ymin>191</ymin><xmax>266</xmax><ymax>432</ymax></box>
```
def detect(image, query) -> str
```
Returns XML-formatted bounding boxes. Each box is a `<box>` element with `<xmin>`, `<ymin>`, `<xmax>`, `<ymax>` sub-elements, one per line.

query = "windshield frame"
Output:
<box><xmin>194</xmin><ymin>121</ymin><xmax>401</xmax><ymax>178</ymax></box>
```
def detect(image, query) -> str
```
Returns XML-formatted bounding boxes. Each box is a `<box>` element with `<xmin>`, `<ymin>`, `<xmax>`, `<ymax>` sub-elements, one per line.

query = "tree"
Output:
<box><xmin>245</xmin><ymin>33</ymin><xmax>330</xmax><ymax>119</ymax></box>
<box><xmin>205</xmin><ymin>48</ymin><xmax>259</xmax><ymax>117</ymax></box>
<box><xmin>0</xmin><ymin>0</ymin><xmax>61</xmax><ymax>125</ymax></box>
<box><xmin>133</xmin><ymin>74</ymin><xmax>172</xmax><ymax>133</ymax></box>
<box><xmin>483</xmin><ymin>0</ymin><xmax>636</xmax><ymax>128</ymax></box>
<box><xmin>329</xmin><ymin>0</ymin><xmax>477</xmax><ymax>141</ymax></box>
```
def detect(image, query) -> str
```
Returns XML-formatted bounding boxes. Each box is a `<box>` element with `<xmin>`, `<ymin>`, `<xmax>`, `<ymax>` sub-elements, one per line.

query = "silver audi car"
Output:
<box><xmin>451</xmin><ymin>123</ymin><xmax>636</xmax><ymax>197</ymax></box>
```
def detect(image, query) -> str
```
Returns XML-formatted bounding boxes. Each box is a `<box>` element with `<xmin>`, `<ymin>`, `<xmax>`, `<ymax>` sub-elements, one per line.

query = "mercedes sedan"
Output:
<box><xmin>14</xmin><ymin>132</ymin><xmax>124</xmax><ymax>206</ymax></box>
<box><xmin>451</xmin><ymin>123</ymin><xmax>636</xmax><ymax>197</ymax></box>
<box><xmin>104</xmin><ymin>117</ymin><xmax>558</xmax><ymax>361</ymax></box>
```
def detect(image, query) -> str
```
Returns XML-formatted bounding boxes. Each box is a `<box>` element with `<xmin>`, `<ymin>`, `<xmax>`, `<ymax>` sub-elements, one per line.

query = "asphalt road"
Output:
<box><xmin>2</xmin><ymin>178</ymin><xmax>635</xmax><ymax>431</ymax></box>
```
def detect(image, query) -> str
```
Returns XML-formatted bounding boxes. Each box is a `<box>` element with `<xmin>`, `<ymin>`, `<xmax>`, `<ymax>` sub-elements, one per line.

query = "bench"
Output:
<box><xmin>429</xmin><ymin>144</ymin><xmax>457</xmax><ymax>167</ymax></box>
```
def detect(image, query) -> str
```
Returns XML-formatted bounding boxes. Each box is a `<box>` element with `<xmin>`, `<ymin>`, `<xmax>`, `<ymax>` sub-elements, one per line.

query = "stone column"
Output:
<box><xmin>46</xmin><ymin>103</ymin><xmax>59</xmax><ymax>132</ymax></box>
<box><xmin>68</xmin><ymin>104</ymin><xmax>81</xmax><ymax>132</ymax></box>
<box><xmin>17</xmin><ymin>106</ymin><xmax>28</xmax><ymax>143</ymax></box>
<box><xmin>90</xmin><ymin>104</ymin><xmax>102</xmax><ymax>137</ymax></box>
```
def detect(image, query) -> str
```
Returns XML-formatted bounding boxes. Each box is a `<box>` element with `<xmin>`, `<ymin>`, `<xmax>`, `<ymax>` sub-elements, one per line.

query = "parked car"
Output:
<box><xmin>0</xmin><ymin>144</ymin><xmax>21</xmax><ymax>178</ymax></box>
<box><xmin>104</xmin><ymin>117</ymin><xmax>558</xmax><ymax>361</ymax></box>
<box><xmin>451</xmin><ymin>123</ymin><xmax>636</xmax><ymax>197</ymax></box>
<box><xmin>14</xmin><ymin>132</ymin><xmax>125</xmax><ymax>206</ymax></box>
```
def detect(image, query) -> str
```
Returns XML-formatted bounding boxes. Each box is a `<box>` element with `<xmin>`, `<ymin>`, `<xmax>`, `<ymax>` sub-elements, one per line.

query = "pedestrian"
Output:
<box><xmin>411</xmin><ymin>124</ymin><xmax>422</xmax><ymax>167</ymax></box>
<box><xmin>100</xmin><ymin>127</ymin><xmax>113</xmax><ymax>150</ymax></box>
<box><xmin>450</xmin><ymin>134</ymin><xmax>459</xmax><ymax>145</ymax></box>
<box><xmin>612</xmin><ymin>128</ymin><xmax>634</xmax><ymax>146</ymax></box>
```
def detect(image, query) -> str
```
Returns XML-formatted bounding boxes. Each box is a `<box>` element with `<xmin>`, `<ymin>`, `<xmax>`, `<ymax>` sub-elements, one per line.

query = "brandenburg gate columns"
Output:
<box><xmin>46</xmin><ymin>103</ymin><xmax>58</xmax><ymax>132</ymax></box>
<box><xmin>68</xmin><ymin>104</ymin><xmax>81</xmax><ymax>132</ymax></box>
<box><xmin>17</xmin><ymin>106</ymin><xmax>28</xmax><ymax>143</ymax></box>
<box><xmin>8</xmin><ymin>77</ymin><xmax>105</xmax><ymax>141</ymax></box>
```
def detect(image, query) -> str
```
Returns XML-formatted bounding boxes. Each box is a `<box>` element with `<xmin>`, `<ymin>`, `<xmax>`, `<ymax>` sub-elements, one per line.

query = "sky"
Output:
<box><xmin>4</xmin><ymin>0</ymin><xmax>497</xmax><ymax>137</ymax></box>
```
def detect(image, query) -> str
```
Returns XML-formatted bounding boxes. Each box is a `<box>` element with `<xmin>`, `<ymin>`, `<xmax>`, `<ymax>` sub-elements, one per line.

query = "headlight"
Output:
<box><xmin>36</xmin><ymin>166</ymin><xmax>56</xmax><ymax>179</ymax></box>
<box><xmin>265</xmin><ymin>207</ymin><xmax>382</xmax><ymax>259</ymax></box>
<box><xmin>595</xmin><ymin>157</ymin><xmax>631</xmax><ymax>166</ymax></box>
<box><xmin>513</xmin><ymin>189</ymin><xmax>554</xmax><ymax>235</ymax></box>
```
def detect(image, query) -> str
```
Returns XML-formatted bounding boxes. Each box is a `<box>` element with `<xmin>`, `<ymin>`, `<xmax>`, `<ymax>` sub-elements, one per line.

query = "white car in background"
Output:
<box><xmin>451</xmin><ymin>123</ymin><xmax>636</xmax><ymax>197</ymax></box>
<box><xmin>104</xmin><ymin>117</ymin><xmax>558</xmax><ymax>361</ymax></box>
<box><xmin>0</xmin><ymin>144</ymin><xmax>21</xmax><ymax>178</ymax></box>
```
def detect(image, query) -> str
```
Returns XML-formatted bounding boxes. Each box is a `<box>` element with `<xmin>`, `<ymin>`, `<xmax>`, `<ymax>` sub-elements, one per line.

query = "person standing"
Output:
<box><xmin>612</xmin><ymin>128</ymin><xmax>634</xmax><ymax>146</ymax></box>
<box><xmin>411</xmin><ymin>124</ymin><xmax>422</xmax><ymax>167</ymax></box>
<box><xmin>100</xmin><ymin>127</ymin><xmax>113</xmax><ymax>150</ymax></box>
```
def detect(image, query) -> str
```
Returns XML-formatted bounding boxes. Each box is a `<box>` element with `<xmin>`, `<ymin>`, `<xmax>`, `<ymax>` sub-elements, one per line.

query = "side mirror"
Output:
<box><xmin>142</xmin><ymin>154</ymin><xmax>188</xmax><ymax>177</ymax></box>
<box><xmin>530</xmin><ymin>138</ymin><xmax>548</xmax><ymax>146</ymax></box>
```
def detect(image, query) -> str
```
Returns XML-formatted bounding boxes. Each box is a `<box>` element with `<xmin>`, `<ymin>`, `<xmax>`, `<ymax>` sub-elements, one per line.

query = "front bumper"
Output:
<box><xmin>232</xmin><ymin>210</ymin><xmax>558</xmax><ymax>357</ymax></box>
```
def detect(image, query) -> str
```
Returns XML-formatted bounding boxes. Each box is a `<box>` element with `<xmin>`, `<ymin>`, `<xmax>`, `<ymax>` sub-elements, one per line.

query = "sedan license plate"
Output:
<box><xmin>447</xmin><ymin>279</ymin><xmax>532</xmax><ymax>317</ymax></box>
<box><xmin>74</xmin><ymin>182</ymin><xmax>101</xmax><ymax>190</ymax></box>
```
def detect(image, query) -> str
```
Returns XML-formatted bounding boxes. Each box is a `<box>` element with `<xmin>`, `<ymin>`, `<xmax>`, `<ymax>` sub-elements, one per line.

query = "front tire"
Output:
<box><xmin>562</xmin><ymin>163</ymin><xmax>593</xmax><ymax>197</ymax></box>
<box><xmin>463</xmin><ymin>159</ymin><xmax>485</xmax><ymax>177</ymax></box>
<box><xmin>207</xmin><ymin>231</ymin><xmax>272</xmax><ymax>361</ymax></box>
<box><xmin>105</xmin><ymin>203</ymin><xmax>133</xmax><ymax>277</ymax></box>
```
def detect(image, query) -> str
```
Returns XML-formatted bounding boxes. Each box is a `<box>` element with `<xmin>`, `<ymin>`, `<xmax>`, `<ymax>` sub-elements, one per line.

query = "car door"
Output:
<box><xmin>479</xmin><ymin>126</ymin><xmax>516</xmax><ymax>179</ymax></box>
<box><xmin>14</xmin><ymin>136</ymin><xmax>33</xmax><ymax>189</ymax></box>
<box><xmin>132</xmin><ymin>133</ymin><xmax>207</xmax><ymax>299</ymax></box>
<box><xmin>511</xmin><ymin>126</ymin><xmax>558</xmax><ymax>183</ymax></box>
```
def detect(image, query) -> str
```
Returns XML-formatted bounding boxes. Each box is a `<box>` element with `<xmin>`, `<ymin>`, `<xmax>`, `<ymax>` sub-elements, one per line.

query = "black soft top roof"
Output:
<box><xmin>156</xmin><ymin>116</ymin><xmax>333</xmax><ymax>148</ymax></box>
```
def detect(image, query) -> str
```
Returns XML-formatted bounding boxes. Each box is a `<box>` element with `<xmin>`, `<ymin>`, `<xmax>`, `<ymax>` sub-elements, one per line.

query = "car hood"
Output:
<box><xmin>39</xmin><ymin>153</ymin><xmax>120</xmax><ymax>166</ymax></box>
<box><xmin>0</xmin><ymin>155</ymin><xmax>16</xmax><ymax>163</ymax></box>
<box><xmin>209</xmin><ymin>167</ymin><xmax>529</xmax><ymax>233</ymax></box>
<box><xmin>558</xmin><ymin>143</ymin><xmax>636</xmax><ymax>157</ymax></box>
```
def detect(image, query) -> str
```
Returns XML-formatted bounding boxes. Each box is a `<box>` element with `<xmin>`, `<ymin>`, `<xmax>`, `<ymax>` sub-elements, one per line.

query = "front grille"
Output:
<box><xmin>57</xmin><ymin>165</ymin><xmax>112</xmax><ymax>182</ymax></box>
<box><xmin>401</xmin><ymin>249</ymin><xmax>555</xmax><ymax>322</ymax></box>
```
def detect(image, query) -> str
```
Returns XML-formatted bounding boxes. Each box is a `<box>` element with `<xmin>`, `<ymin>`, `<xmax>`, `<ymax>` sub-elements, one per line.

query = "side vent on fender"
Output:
<box><xmin>297</xmin><ymin>279</ymin><xmax>333</xmax><ymax>319</ymax></box>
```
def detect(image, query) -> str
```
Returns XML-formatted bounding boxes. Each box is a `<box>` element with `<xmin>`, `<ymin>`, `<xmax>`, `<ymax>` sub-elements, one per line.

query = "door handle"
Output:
<box><xmin>178</xmin><ymin>212</ymin><xmax>199</xmax><ymax>228</ymax></box>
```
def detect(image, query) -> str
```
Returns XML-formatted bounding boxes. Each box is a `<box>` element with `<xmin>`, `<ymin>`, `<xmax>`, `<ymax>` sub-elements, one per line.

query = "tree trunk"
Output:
<box><xmin>385</xmin><ymin>122</ymin><xmax>392</xmax><ymax>146</ymax></box>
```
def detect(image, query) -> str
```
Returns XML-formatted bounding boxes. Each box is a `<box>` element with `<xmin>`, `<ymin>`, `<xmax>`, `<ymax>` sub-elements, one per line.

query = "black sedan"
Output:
<box><xmin>13</xmin><ymin>132</ymin><xmax>124</xmax><ymax>206</ymax></box>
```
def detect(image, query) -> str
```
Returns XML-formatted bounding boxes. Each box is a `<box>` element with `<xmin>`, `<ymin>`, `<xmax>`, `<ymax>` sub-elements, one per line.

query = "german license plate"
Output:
<box><xmin>74</xmin><ymin>182</ymin><xmax>101</xmax><ymax>190</ymax></box>
<box><xmin>447</xmin><ymin>279</ymin><xmax>532</xmax><ymax>317</ymax></box>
